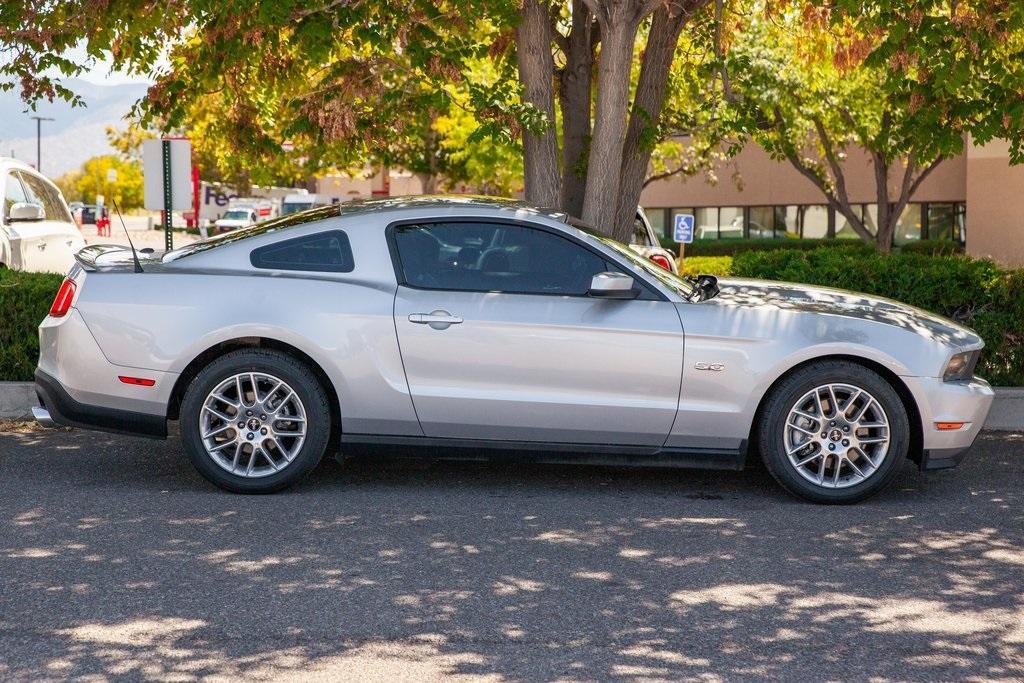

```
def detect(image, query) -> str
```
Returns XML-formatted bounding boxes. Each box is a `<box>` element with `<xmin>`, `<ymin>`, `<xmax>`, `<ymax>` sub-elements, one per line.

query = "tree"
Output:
<box><xmin>73</xmin><ymin>155</ymin><xmax>145</xmax><ymax>209</ymax></box>
<box><xmin>718</xmin><ymin>0</ymin><xmax>1024</xmax><ymax>251</ymax></box>
<box><xmin>0</xmin><ymin>0</ymin><xmax>717</xmax><ymax>241</ymax></box>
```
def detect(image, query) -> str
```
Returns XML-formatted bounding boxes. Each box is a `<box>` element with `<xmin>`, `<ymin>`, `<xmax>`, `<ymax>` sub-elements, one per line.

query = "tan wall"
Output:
<box><xmin>966</xmin><ymin>139</ymin><xmax>1024</xmax><ymax>267</ymax></box>
<box><xmin>639</xmin><ymin>142</ymin><xmax>966</xmax><ymax>208</ymax></box>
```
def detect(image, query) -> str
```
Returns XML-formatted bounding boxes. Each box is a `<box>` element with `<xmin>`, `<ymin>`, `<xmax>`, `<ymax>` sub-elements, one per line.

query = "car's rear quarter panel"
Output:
<box><xmin>72</xmin><ymin>215</ymin><xmax>422</xmax><ymax>436</ymax></box>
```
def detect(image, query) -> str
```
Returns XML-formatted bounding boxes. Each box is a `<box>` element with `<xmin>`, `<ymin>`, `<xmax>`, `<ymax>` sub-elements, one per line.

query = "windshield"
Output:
<box><xmin>567</xmin><ymin>218</ymin><xmax>705</xmax><ymax>301</ymax></box>
<box><xmin>222</xmin><ymin>210</ymin><xmax>252</xmax><ymax>220</ymax></box>
<box><xmin>282</xmin><ymin>202</ymin><xmax>313</xmax><ymax>215</ymax></box>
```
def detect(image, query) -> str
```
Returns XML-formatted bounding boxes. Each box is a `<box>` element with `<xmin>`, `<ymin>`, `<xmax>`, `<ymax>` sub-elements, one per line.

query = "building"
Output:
<box><xmin>638</xmin><ymin>138</ymin><xmax>1024</xmax><ymax>267</ymax></box>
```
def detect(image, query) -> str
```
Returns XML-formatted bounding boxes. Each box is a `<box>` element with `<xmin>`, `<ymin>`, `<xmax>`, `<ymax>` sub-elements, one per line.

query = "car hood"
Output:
<box><xmin>710</xmin><ymin>277</ymin><xmax>982</xmax><ymax>349</ymax></box>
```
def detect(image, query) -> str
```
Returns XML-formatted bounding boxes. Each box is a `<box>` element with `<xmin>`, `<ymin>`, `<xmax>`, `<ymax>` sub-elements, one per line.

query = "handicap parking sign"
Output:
<box><xmin>674</xmin><ymin>214</ymin><xmax>694</xmax><ymax>243</ymax></box>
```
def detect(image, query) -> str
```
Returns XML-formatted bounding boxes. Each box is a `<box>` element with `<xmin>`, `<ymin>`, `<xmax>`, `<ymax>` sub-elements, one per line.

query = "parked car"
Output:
<box><xmin>281</xmin><ymin>192</ymin><xmax>336</xmax><ymax>216</ymax></box>
<box><xmin>631</xmin><ymin>207</ymin><xmax>678</xmax><ymax>273</ymax></box>
<box><xmin>33</xmin><ymin>197</ymin><xmax>993</xmax><ymax>503</ymax></box>
<box><xmin>1</xmin><ymin>158</ymin><xmax>85</xmax><ymax>273</ymax></box>
<box><xmin>213</xmin><ymin>208</ymin><xmax>259</xmax><ymax>234</ymax></box>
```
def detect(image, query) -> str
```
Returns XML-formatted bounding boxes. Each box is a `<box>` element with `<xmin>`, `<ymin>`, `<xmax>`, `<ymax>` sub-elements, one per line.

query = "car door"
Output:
<box><xmin>391</xmin><ymin>219</ymin><xmax>684</xmax><ymax>446</ymax></box>
<box><xmin>17</xmin><ymin>171</ymin><xmax>81</xmax><ymax>273</ymax></box>
<box><xmin>2</xmin><ymin>171</ymin><xmax>39</xmax><ymax>270</ymax></box>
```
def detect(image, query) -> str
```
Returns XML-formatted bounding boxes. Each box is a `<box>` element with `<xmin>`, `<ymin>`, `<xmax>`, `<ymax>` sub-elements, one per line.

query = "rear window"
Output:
<box><xmin>250</xmin><ymin>230</ymin><xmax>354</xmax><ymax>272</ymax></box>
<box><xmin>163</xmin><ymin>205</ymin><xmax>338</xmax><ymax>262</ymax></box>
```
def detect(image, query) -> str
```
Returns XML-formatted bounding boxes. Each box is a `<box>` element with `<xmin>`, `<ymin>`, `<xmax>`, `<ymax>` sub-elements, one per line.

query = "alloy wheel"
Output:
<box><xmin>783</xmin><ymin>383</ymin><xmax>891</xmax><ymax>489</ymax></box>
<box><xmin>198</xmin><ymin>372</ymin><xmax>307</xmax><ymax>478</ymax></box>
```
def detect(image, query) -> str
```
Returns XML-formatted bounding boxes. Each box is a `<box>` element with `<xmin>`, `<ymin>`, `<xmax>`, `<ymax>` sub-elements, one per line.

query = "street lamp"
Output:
<box><xmin>29</xmin><ymin>115</ymin><xmax>54</xmax><ymax>172</ymax></box>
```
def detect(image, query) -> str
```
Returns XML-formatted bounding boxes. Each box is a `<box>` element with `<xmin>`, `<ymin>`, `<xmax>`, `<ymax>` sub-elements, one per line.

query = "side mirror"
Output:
<box><xmin>8</xmin><ymin>202</ymin><xmax>44</xmax><ymax>222</ymax></box>
<box><xmin>694</xmin><ymin>274</ymin><xmax>720</xmax><ymax>300</ymax></box>
<box><xmin>589</xmin><ymin>271</ymin><xmax>638</xmax><ymax>299</ymax></box>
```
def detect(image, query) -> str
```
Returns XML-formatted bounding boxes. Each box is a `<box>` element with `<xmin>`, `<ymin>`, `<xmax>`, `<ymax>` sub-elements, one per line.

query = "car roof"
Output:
<box><xmin>333</xmin><ymin>194</ymin><xmax>567</xmax><ymax>222</ymax></box>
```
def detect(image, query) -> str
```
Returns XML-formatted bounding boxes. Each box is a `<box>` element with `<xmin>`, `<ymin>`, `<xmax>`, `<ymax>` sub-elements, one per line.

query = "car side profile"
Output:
<box><xmin>33</xmin><ymin>197</ymin><xmax>994</xmax><ymax>503</ymax></box>
<box><xmin>1</xmin><ymin>158</ymin><xmax>86</xmax><ymax>273</ymax></box>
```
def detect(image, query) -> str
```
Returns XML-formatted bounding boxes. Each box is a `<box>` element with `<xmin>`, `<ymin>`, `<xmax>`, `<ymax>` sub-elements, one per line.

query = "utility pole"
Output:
<box><xmin>30</xmin><ymin>116</ymin><xmax>54</xmax><ymax>172</ymax></box>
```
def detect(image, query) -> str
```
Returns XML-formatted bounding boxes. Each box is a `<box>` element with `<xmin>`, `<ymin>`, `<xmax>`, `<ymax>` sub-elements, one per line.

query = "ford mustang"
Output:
<box><xmin>32</xmin><ymin>197</ymin><xmax>994</xmax><ymax>502</ymax></box>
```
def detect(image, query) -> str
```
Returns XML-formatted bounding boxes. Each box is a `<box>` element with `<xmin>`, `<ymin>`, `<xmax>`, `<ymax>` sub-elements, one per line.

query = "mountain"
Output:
<box><xmin>0</xmin><ymin>78</ymin><xmax>150</xmax><ymax>176</ymax></box>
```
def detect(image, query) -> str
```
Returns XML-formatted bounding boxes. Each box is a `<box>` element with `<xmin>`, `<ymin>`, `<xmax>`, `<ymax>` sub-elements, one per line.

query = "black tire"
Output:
<box><xmin>180</xmin><ymin>348</ymin><xmax>332</xmax><ymax>493</ymax></box>
<box><xmin>758</xmin><ymin>360</ymin><xmax>910</xmax><ymax>504</ymax></box>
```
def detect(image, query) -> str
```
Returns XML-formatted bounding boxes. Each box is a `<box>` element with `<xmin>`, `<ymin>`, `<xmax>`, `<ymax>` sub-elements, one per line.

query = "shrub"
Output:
<box><xmin>0</xmin><ymin>269</ymin><xmax>62</xmax><ymax>381</ymax></box>
<box><xmin>658</xmin><ymin>236</ymin><xmax>875</xmax><ymax>256</ymax></box>
<box><xmin>899</xmin><ymin>239</ymin><xmax>965</xmax><ymax>256</ymax></box>
<box><xmin>732</xmin><ymin>249</ymin><xmax>1024</xmax><ymax>386</ymax></box>
<box><xmin>678</xmin><ymin>255</ymin><xmax>733</xmax><ymax>277</ymax></box>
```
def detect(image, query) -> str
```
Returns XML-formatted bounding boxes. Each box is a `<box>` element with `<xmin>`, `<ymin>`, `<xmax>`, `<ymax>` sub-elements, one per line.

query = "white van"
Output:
<box><xmin>1</xmin><ymin>158</ymin><xmax>86</xmax><ymax>273</ymax></box>
<box><xmin>281</xmin><ymin>193</ymin><xmax>336</xmax><ymax>216</ymax></box>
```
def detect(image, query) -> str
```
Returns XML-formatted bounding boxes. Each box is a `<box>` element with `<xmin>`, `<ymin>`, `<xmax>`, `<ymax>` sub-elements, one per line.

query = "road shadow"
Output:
<box><xmin>0</xmin><ymin>429</ymin><xmax>1022</xmax><ymax>680</ymax></box>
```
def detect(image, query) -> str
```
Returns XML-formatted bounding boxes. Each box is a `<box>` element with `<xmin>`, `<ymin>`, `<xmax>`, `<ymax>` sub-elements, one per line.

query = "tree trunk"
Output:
<box><xmin>581</xmin><ymin>19</ymin><xmax>639</xmax><ymax>238</ymax></box>
<box><xmin>614</xmin><ymin>1</ymin><xmax>702</xmax><ymax>237</ymax></box>
<box><xmin>516</xmin><ymin>0</ymin><xmax>561</xmax><ymax>208</ymax></box>
<box><xmin>559</xmin><ymin>0</ymin><xmax>594</xmax><ymax>218</ymax></box>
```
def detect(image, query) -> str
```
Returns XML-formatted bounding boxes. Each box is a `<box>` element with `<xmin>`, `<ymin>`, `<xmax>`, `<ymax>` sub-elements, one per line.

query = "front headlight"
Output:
<box><xmin>943</xmin><ymin>350</ymin><xmax>980</xmax><ymax>382</ymax></box>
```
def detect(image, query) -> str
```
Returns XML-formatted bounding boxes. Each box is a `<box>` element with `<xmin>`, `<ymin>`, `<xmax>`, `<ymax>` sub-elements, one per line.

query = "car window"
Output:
<box><xmin>250</xmin><ymin>230</ymin><xmax>354</xmax><ymax>272</ymax></box>
<box><xmin>393</xmin><ymin>221</ymin><xmax>612</xmax><ymax>296</ymax></box>
<box><xmin>18</xmin><ymin>172</ymin><xmax>73</xmax><ymax>223</ymax></box>
<box><xmin>632</xmin><ymin>216</ymin><xmax>654</xmax><ymax>247</ymax></box>
<box><xmin>4</xmin><ymin>173</ymin><xmax>28</xmax><ymax>218</ymax></box>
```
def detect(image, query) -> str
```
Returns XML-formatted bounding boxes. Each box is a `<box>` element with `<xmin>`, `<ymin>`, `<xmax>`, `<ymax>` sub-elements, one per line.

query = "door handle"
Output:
<box><xmin>409</xmin><ymin>310</ymin><xmax>463</xmax><ymax>330</ymax></box>
<box><xmin>37</xmin><ymin>242</ymin><xmax>46</xmax><ymax>250</ymax></box>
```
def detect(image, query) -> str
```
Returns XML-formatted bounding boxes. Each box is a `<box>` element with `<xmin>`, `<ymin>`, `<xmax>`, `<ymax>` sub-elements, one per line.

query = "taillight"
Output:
<box><xmin>49</xmin><ymin>278</ymin><xmax>77</xmax><ymax>317</ymax></box>
<box><xmin>649</xmin><ymin>253</ymin><xmax>673</xmax><ymax>271</ymax></box>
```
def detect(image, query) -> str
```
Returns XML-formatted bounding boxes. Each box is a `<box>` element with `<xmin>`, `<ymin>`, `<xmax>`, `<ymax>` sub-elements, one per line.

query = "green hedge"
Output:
<box><xmin>898</xmin><ymin>239</ymin><xmax>966</xmax><ymax>256</ymax></box>
<box><xmin>658</xmin><ymin>236</ymin><xmax>876</xmax><ymax>256</ymax></box>
<box><xmin>732</xmin><ymin>249</ymin><xmax>1024</xmax><ymax>386</ymax></box>
<box><xmin>678</xmin><ymin>256</ymin><xmax>734</xmax><ymax>277</ymax></box>
<box><xmin>0</xmin><ymin>269</ymin><xmax>62</xmax><ymax>381</ymax></box>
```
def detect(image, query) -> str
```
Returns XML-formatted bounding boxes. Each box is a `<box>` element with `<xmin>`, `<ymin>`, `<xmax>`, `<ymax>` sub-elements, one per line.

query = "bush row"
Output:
<box><xmin>657</xmin><ymin>236</ymin><xmax>877</xmax><ymax>256</ymax></box>
<box><xmin>0</xmin><ymin>269</ymin><xmax>62</xmax><ymax>382</ymax></box>
<box><xmin>729</xmin><ymin>249</ymin><xmax>1024</xmax><ymax>386</ymax></box>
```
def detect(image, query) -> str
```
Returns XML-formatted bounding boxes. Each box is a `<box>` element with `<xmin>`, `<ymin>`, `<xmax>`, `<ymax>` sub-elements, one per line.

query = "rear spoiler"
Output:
<box><xmin>74</xmin><ymin>244</ymin><xmax>144</xmax><ymax>272</ymax></box>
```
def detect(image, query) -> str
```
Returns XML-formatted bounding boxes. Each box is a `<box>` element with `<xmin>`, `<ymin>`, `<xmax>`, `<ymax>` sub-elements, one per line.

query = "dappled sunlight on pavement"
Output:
<box><xmin>0</xmin><ymin>429</ymin><xmax>1022</xmax><ymax>680</ymax></box>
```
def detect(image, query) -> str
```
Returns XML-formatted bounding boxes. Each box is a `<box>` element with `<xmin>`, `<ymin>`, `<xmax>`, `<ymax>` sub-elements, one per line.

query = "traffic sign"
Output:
<box><xmin>673</xmin><ymin>213</ymin><xmax>694</xmax><ymax>243</ymax></box>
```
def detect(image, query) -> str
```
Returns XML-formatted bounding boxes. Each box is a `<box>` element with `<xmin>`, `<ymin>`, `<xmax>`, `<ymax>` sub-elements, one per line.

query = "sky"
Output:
<box><xmin>54</xmin><ymin>43</ymin><xmax>154</xmax><ymax>86</ymax></box>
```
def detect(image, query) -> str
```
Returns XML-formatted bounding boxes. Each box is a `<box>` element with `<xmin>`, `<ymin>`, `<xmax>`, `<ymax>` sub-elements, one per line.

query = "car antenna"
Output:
<box><xmin>111</xmin><ymin>196</ymin><xmax>144</xmax><ymax>273</ymax></box>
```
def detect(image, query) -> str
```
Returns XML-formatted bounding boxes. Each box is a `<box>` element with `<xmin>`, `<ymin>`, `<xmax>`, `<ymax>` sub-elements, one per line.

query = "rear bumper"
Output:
<box><xmin>34</xmin><ymin>369</ymin><xmax>166</xmax><ymax>438</ymax></box>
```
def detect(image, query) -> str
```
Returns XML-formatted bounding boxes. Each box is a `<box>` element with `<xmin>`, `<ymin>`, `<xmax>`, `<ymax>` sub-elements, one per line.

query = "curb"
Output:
<box><xmin>0</xmin><ymin>382</ymin><xmax>38</xmax><ymax>419</ymax></box>
<box><xmin>1</xmin><ymin>382</ymin><xmax>1023</xmax><ymax>431</ymax></box>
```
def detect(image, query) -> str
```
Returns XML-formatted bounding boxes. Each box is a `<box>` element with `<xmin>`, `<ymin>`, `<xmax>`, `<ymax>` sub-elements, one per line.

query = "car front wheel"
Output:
<box><xmin>758</xmin><ymin>361</ymin><xmax>910</xmax><ymax>504</ymax></box>
<box><xmin>180</xmin><ymin>349</ymin><xmax>331</xmax><ymax>493</ymax></box>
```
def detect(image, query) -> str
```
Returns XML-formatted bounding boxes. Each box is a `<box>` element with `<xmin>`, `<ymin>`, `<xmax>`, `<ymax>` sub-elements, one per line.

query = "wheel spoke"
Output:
<box><xmin>203</xmin><ymin>405</ymin><xmax>234</xmax><ymax>423</ymax></box>
<box><xmin>231</xmin><ymin>443</ymin><xmax>242</xmax><ymax>472</ymax></box>
<box><xmin>202</xmin><ymin>424</ymin><xmax>233</xmax><ymax>439</ymax></box>
<box><xmin>794</xmin><ymin>452</ymin><xmax>821</xmax><ymax>467</ymax></box>
<box><xmin>832</xmin><ymin>458</ymin><xmax>842</xmax><ymax>486</ymax></box>
<box><xmin>827</xmin><ymin>385</ymin><xmax>839</xmax><ymax>418</ymax></box>
<box><xmin>846</xmin><ymin>456</ymin><xmax>866</xmax><ymax>479</ymax></box>
<box><xmin>788</xmin><ymin>422</ymin><xmax>817</xmax><ymax>437</ymax></box>
<box><xmin>817</xmin><ymin>455</ymin><xmax>827</xmax><ymax>483</ymax></box>
<box><xmin>842</xmin><ymin>389</ymin><xmax>862</xmax><ymax>418</ymax></box>
<box><xmin>793</xmin><ymin>409</ymin><xmax>820</xmax><ymax>424</ymax></box>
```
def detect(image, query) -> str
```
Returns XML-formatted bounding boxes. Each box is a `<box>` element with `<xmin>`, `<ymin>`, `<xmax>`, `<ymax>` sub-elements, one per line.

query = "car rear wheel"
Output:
<box><xmin>758</xmin><ymin>361</ymin><xmax>910</xmax><ymax>504</ymax></box>
<box><xmin>180</xmin><ymin>349</ymin><xmax>331</xmax><ymax>493</ymax></box>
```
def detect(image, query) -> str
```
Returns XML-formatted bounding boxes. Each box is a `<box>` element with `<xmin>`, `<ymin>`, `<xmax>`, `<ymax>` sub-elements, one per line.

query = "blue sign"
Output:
<box><xmin>674</xmin><ymin>214</ymin><xmax>694</xmax><ymax>243</ymax></box>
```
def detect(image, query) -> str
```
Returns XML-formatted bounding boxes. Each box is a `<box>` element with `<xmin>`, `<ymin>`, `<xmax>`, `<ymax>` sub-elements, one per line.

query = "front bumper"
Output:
<box><xmin>903</xmin><ymin>375</ymin><xmax>994</xmax><ymax>471</ymax></box>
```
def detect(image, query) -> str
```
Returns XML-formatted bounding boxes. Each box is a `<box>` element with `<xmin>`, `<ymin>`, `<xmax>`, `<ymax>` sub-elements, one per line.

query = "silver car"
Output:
<box><xmin>33</xmin><ymin>197</ymin><xmax>994</xmax><ymax>503</ymax></box>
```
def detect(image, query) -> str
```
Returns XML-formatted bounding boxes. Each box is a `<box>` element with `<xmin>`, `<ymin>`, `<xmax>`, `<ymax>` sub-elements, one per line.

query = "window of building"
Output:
<box><xmin>927</xmin><ymin>203</ymin><xmax>965</xmax><ymax>243</ymax></box>
<box><xmin>776</xmin><ymin>206</ymin><xmax>800</xmax><ymax>238</ymax></box>
<box><xmin>719</xmin><ymin>207</ymin><xmax>744</xmax><ymax>239</ymax></box>
<box><xmin>393</xmin><ymin>221</ymin><xmax>610</xmax><ymax>296</ymax></box>
<box><xmin>800</xmin><ymin>205</ymin><xmax>829</xmax><ymax>238</ymax></box>
<box><xmin>694</xmin><ymin>207</ymin><xmax>718</xmax><ymax>240</ymax></box>
<box><xmin>250</xmin><ymin>230</ymin><xmax>354</xmax><ymax>272</ymax></box>
<box><xmin>647</xmin><ymin>209</ymin><xmax>667</xmax><ymax>238</ymax></box>
<box><xmin>748</xmin><ymin>206</ymin><xmax>776</xmax><ymax>238</ymax></box>
<box><xmin>894</xmin><ymin>204</ymin><xmax>922</xmax><ymax>245</ymax></box>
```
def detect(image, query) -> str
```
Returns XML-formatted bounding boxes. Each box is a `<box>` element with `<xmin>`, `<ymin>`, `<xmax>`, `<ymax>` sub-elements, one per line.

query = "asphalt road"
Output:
<box><xmin>1</xmin><ymin>427</ymin><xmax>1022</xmax><ymax>681</ymax></box>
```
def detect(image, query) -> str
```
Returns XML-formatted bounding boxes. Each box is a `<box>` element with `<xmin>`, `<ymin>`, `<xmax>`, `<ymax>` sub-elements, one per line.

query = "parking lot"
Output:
<box><xmin>1</xmin><ymin>426</ymin><xmax>1022</xmax><ymax>681</ymax></box>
